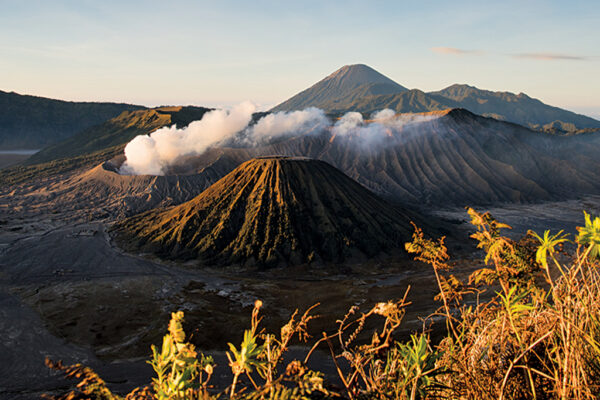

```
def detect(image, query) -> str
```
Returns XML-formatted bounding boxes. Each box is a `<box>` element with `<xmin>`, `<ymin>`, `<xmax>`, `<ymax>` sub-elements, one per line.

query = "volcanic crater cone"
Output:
<box><xmin>113</xmin><ymin>157</ymin><xmax>421</xmax><ymax>267</ymax></box>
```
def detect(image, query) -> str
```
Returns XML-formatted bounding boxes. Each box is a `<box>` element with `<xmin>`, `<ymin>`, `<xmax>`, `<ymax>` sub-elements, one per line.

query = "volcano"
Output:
<box><xmin>113</xmin><ymin>157</ymin><xmax>421</xmax><ymax>267</ymax></box>
<box><xmin>272</xmin><ymin>64</ymin><xmax>408</xmax><ymax>113</ymax></box>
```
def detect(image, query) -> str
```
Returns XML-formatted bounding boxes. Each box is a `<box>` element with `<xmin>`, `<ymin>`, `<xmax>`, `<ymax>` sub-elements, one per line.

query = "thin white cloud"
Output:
<box><xmin>513</xmin><ymin>53</ymin><xmax>586</xmax><ymax>61</ymax></box>
<box><xmin>430</xmin><ymin>47</ymin><xmax>482</xmax><ymax>55</ymax></box>
<box><xmin>431</xmin><ymin>47</ymin><xmax>588</xmax><ymax>62</ymax></box>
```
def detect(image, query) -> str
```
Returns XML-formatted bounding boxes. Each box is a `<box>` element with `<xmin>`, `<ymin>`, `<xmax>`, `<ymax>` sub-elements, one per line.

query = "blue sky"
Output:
<box><xmin>1</xmin><ymin>0</ymin><xmax>598</xmax><ymax>118</ymax></box>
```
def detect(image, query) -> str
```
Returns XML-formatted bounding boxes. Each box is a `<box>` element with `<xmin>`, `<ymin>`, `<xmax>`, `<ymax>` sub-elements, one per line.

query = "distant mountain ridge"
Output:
<box><xmin>273</xmin><ymin>65</ymin><xmax>600</xmax><ymax>131</ymax></box>
<box><xmin>429</xmin><ymin>84</ymin><xmax>600</xmax><ymax>130</ymax></box>
<box><xmin>0</xmin><ymin>90</ymin><xmax>144</xmax><ymax>149</ymax></box>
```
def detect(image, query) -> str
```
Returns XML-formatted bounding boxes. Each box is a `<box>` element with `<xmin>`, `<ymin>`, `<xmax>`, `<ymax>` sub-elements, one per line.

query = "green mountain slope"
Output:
<box><xmin>0</xmin><ymin>90</ymin><xmax>143</xmax><ymax>149</ymax></box>
<box><xmin>26</xmin><ymin>106</ymin><xmax>211</xmax><ymax>165</ymax></box>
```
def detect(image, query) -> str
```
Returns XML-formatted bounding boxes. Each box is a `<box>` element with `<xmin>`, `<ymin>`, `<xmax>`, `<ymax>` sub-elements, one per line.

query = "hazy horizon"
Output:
<box><xmin>1</xmin><ymin>1</ymin><xmax>599</xmax><ymax>119</ymax></box>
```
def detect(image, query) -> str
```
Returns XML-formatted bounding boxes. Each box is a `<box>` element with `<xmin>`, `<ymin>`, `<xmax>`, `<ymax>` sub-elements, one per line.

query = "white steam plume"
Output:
<box><xmin>120</xmin><ymin>102</ymin><xmax>256</xmax><ymax>175</ymax></box>
<box><xmin>249</xmin><ymin>107</ymin><xmax>329</xmax><ymax>142</ymax></box>
<box><xmin>332</xmin><ymin>109</ymin><xmax>439</xmax><ymax>145</ymax></box>
<box><xmin>120</xmin><ymin>104</ymin><xmax>441</xmax><ymax>176</ymax></box>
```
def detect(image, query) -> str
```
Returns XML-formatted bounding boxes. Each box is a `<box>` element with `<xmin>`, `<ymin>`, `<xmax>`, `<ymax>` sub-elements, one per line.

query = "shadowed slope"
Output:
<box><xmin>113</xmin><ymin>157</ymin><xmax>419</xmax><ymax>267</ymax></box>
<box><xmin>325</xmin><ymin>89</ymin><xmax>450</xmax><ymax>115</ymax></box>
<box><xmin>0</xmin><ymin>90</ymin><xmax>143</xmax><ymax>149</ymax></box>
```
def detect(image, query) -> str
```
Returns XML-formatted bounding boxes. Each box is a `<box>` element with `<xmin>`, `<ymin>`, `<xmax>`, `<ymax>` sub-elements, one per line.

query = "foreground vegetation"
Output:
<box><xmin>45</xmin><ymin>208</ymin><xmax>600</xmax><ymax>399</ymax></box>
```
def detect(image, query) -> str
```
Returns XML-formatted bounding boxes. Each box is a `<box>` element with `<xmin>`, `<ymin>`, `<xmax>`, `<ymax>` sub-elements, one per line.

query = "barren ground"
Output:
<box><xmin>0</xmin><ymin>154</ymin><xmax>31</xmax><ymax>169</ymax></box>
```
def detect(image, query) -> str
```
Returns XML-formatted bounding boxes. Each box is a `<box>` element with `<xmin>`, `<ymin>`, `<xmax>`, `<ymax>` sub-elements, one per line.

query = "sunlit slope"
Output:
<box><xmin>114</xmin><ymin>157</ymin><xmax>419</xmax><ymax>266</ymax></box>
<box><xmin>26</xmin><ymin>106</ymin><xmax>211</xmax><ymax>165</ymax></box>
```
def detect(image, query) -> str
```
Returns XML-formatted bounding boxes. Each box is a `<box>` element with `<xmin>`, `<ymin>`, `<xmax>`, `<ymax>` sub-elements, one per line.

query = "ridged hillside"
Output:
<box><xmin>113</xmin><ymin>157</ymin><xmax>419</xmax><ymax>267</ymax></box>
<box><xmin>11</xmin><ymin>109</ymin><xmax>599</xmax><ymax>219</ymax></box>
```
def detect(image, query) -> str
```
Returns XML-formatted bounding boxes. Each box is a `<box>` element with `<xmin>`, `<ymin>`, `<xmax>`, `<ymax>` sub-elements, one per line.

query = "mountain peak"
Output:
<box><xmin>272</xmin><ymin>64</ymin><xmax>407</xmax><ymax>112</ymax></box>
<box><xmin>324</xmin><ymin>64</ymin><xmax>399</xmax><ymax>86</ymax></box>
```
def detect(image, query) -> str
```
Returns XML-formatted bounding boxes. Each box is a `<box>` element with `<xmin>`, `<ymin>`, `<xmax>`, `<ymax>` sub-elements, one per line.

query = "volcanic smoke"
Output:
<box><xmin>120</xmin><ymin>104</ymin><xmax>438</xmax><ymax>175</ymax></box>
